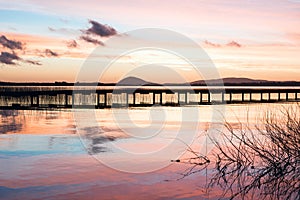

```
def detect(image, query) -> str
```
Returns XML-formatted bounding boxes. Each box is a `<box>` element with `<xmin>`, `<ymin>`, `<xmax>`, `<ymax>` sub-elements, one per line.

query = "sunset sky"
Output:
<box><xmin>0</xmin><ymin>0</ymin><xmax>300</xmax><ymax>83</ymax></box>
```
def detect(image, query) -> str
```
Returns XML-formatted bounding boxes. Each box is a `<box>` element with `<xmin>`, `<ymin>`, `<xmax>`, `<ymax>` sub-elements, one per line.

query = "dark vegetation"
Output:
<box><xmin>174</xmin><ymin>105</ymin><xmax>300</xmax><ymax>199</ymax></box>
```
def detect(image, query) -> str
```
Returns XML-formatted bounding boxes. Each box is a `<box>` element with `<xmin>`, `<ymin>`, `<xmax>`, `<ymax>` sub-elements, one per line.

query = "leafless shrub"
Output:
<box><xmin>174</xmin><ymin>104</ymin><xmax>300</xmax><ymax>199</ymax></box>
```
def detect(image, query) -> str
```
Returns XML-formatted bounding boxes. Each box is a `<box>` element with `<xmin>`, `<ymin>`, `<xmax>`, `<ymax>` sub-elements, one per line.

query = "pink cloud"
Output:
<box><xmin>226</xmin><ymin>41</ymin><xmax>242</xmax><ymax>48</ymax></box>
<box><xmin>203</xmin><ymin>40</ymin><xmax>242</xmax><ymax>48</ymax></box>
<box><xmin>204</xmin><ymin>40</ymin><xmax>221</xmax><ymax>47</ymax></box>
<box><xmin>286</xmin><ymin>32</ymin><xmax>300</xmax><ymax>44</ymax></box>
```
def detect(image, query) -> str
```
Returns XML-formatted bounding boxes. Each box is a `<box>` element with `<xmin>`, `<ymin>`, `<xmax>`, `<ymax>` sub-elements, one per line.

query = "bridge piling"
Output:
<box><xmin>1</xmin><ymin>87</ymin><xmax>300</xmax><ymax>109</ymax></box>
<box><xmin>199</xmin><ymin>92</ymin><xmax>202</xmax><ymax>104</ymax></box>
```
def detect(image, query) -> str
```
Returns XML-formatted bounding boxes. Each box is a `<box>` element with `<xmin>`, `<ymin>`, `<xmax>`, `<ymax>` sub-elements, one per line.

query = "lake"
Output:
<box><xmin>0</xmin><ymin>102</ymin><xmax>297</xmax><ymax>199</ymax></box>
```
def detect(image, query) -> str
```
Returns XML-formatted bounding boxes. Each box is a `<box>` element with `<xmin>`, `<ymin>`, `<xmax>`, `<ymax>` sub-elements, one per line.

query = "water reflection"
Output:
<box><xmin>0</xmin><ymin>103</ymin><xmax>298</xmax><ymax>199</ymax></box>
<box><xmin>0</xmin><ymin>110</ymin><xmax>76</xmax><ymax>134</ymax></box>
<box><xmin>81</xmin><ymin>126</ymin><xmax>117</xmax><ymax>154</ymax></box>
<box><xmin>0</xmin><ymin>110</ymin><xmax>23</xmax><ymax>134</ymax></box>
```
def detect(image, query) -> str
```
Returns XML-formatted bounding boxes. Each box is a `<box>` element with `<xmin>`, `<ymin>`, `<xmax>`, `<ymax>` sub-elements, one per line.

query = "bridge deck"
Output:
<box><xmin>0</xmin><ymin>87</ymin><xmax>299</xmax><ymax>109</ymax></box>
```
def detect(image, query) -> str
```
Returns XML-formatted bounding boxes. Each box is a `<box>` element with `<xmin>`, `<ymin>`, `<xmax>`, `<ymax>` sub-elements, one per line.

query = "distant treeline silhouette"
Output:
<box><xmin>1</xmin><ymin>77</ymin><xmax>300</xmax><ymax>86</ymax></box>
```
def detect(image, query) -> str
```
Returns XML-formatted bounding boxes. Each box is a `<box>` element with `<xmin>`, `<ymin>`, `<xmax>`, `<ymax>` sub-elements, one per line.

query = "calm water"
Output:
<box><xmin>0</xmin><ymin>103</ymin><xmax>297</xmax><ymax>199</ymax></box>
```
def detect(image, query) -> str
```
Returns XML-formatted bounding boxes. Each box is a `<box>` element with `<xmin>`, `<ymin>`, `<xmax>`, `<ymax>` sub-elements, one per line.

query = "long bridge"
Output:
<box><xmin>0</xmin><ymin>87</ymin><xmax>300</xmax><ymax>109</ymax></box>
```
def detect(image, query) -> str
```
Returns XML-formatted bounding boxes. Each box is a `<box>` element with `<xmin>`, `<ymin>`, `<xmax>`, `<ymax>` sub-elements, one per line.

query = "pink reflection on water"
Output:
<box><xmin>0</xmin><ymin>103</ymin><xmax>298</xmax><ymax>199</ymax></box>
<box><xmin>0</xmin><ymin>110</ymin><xmax>76</xmax><ymax>134</ymax></box>
<box><xmin>0</xmin><ymin>153</ymin><xmax>223</xmax><ymax>199</ymax></box>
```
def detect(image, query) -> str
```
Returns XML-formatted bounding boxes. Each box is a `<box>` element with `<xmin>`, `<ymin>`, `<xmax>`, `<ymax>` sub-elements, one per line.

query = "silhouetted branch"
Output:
<box><xmin>175</xmin><ymin>104</ymin><xmax>300</xmax><ymax>199</ymax></box>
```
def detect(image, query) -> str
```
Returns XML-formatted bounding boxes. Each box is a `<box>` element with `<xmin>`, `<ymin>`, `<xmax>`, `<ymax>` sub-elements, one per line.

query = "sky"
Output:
<box><xmin>0</xmin><ymin>0</ymin><xmax>300</xmax><ymax>83</ymax></box>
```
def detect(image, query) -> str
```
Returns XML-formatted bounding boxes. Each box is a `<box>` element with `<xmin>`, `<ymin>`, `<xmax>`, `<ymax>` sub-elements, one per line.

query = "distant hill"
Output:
<box><xmin>191</xmin><ymin>77</ymin><xmax>268</xmax><ymax>86</ymax></box>
<box><xmin>1</xmin><ymin>77</ymin><xmax>300</xmax><ymax>86</ymax></box>
<box><xmin>116</xmin><ymin>76</ymin><xmax>160</xmax><ymax>86</ymax></box>
<box><xmin>222</xmin><ymin>77</ymin><xmax>267</xmax><ymax>84</ymax></box>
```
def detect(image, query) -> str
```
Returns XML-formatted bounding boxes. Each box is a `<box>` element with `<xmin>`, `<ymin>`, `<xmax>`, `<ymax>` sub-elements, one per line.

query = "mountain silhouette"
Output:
<box><xmin>191</xmin><ymin>77</ymin><xmax>267</xmax><ymax>85</ymax></box>
<box><xmin>116</xmin><ymin>76</ymin><xmax>158</xmax><ymax>86</ymax></box>
<box><xmin>1</xmin><ymin>77</ymin><xmax>300</xmax><ymax>86</ymax></box>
